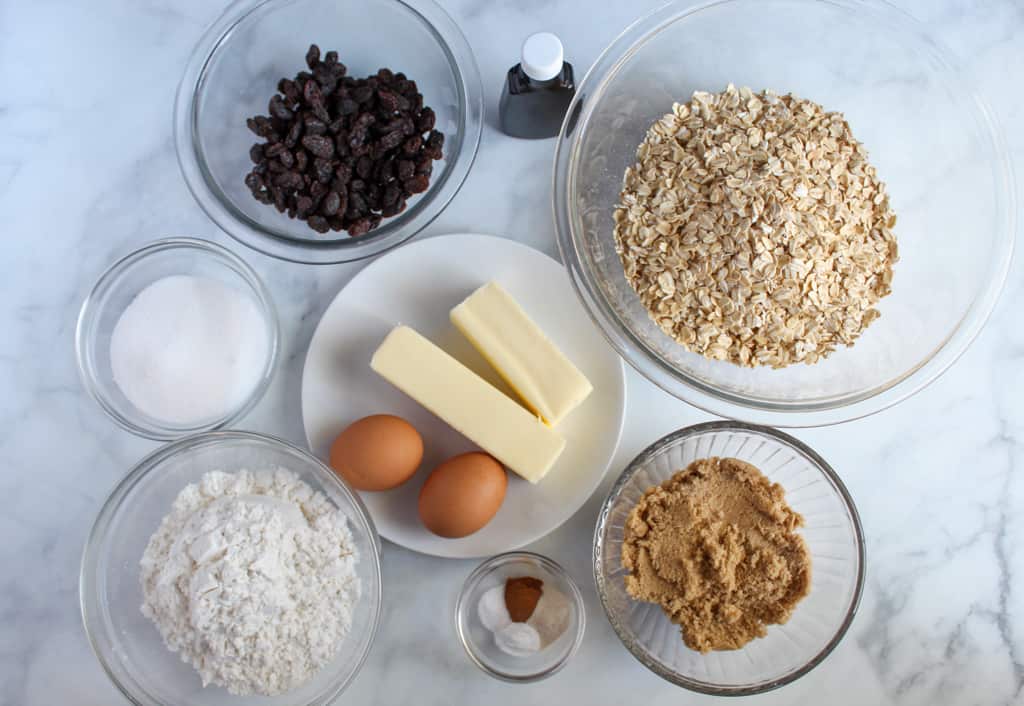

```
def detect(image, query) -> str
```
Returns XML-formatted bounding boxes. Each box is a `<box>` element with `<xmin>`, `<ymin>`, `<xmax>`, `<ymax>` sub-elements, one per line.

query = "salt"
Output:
<box><xmin>110</xmin><ymin>275</ymin><xmax>268</xmax><ymax>424</ymax></box>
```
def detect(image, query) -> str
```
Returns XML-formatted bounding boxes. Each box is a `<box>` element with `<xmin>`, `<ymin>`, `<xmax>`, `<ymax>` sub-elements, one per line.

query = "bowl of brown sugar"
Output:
<box><xmin>594</xmin><ymin>422</ymin><xmax>864</xmax><ymax>695</ymax></box>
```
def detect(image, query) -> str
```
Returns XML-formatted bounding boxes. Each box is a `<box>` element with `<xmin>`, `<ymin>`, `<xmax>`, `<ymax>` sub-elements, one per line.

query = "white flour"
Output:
<box><xmin>140</xmin><ymin>468</ymin><xmax>361</xmax><ymax>696</ymax></box>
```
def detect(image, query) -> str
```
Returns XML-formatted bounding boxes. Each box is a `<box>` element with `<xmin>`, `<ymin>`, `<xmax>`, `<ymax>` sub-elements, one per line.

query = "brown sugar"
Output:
<box><xmin>621</xmin><ymin>457</ymin><xmax>811</xmax><ymax>652</ymax></box>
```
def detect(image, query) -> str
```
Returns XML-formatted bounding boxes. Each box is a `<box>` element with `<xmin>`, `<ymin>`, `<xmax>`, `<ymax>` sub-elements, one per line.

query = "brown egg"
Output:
<box><xmin>418</xmin><ymin>452</ymin><xmax>508</xmax><ymax>538</ymax></box>
<box><xmin>329</xmin><ymin>414</ymin><xmax>423</xmax><ymax>491</ymax></box>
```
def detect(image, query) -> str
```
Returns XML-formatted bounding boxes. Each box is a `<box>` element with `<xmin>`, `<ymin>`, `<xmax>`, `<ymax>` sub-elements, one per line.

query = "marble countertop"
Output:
<box><xmin>2</xmin><ymin>0</ymin><xmax>1021</xmax><ymax>704</ymax></box>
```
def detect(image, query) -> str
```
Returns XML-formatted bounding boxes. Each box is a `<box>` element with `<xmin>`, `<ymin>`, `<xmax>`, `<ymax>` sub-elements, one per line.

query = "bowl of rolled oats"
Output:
<box><xmin>553</xmin><ymin>0</ymin><xmax>1015</xmax><ymax>426</ymax></box>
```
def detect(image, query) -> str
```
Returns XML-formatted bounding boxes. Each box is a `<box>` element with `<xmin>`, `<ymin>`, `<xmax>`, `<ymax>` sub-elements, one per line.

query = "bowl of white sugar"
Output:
<box><xmin>81</xmin><ymin>430</ymin><xmax>383</xmax><ymax>705</ymax></box>
<box><xmin>76</xmin><ymin>237</ymin><xmax>279</xmax><ymax>439</ymax></box>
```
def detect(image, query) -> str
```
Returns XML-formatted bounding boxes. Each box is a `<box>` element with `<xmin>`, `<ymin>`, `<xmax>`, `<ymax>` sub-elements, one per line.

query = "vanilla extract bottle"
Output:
<box><xmin>499</xmin><ymin>32</ymin><xmax>575</xmax><ymax>139</ymax></box>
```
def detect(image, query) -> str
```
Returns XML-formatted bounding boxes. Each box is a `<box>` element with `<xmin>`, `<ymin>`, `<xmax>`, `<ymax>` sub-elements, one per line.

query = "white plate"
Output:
<box><xmin>302</xmin><ymin>233</ymin><xmax>626</xmax><ymax>558</ymax></box>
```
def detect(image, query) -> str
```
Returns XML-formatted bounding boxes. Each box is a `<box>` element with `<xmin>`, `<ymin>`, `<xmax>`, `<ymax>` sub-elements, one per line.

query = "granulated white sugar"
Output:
<box><xmin>109</xmin><ymin>275</ymin><xmax>268</xmax><ymax>424</ymax></box>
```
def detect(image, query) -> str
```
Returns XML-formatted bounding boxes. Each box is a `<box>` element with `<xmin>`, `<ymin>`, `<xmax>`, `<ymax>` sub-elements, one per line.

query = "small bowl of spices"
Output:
<box><xmin>76</xmin><ymin>238</ymin><xmax>279</xmax><ymax>439</ymax></box>
<box><xmin>456</xmin><ymin>551</ymin><xmax>585</xmax><ymax>682</ymax></box>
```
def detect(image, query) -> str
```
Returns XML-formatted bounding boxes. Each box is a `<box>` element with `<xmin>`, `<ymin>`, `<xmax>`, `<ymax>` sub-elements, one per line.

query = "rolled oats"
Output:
<box><xmin>614</xmin><ymin>85</ymin><xmax>898</xmax><ymax>368</ymax></box>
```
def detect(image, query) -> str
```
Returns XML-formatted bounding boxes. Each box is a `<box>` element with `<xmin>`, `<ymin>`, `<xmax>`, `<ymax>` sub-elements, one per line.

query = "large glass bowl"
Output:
<box><xmin>594</xmin><ymin>422</ymin><xmax>864</xmax><ymax>695</ymax></box>
<box><xmin>553</xmin><ymin>0</ymin><xmax>1016</xmax><ymax>426</ymax></box>
<box><xmin>80</xmin><ymin>431</ymin><xmax>383</xmax><ymax>706</ymax></box>
<box><xmin>175</xmin><ymin>0</ymin><xmax>483</xmax><ymax>264</ymax></box>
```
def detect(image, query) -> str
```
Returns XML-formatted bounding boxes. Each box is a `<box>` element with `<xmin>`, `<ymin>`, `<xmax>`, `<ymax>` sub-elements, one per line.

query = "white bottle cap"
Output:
<box><xmin>520</xmin><ymin>32</ymin><xmax>564</xmax><ymax>82</ymax></box>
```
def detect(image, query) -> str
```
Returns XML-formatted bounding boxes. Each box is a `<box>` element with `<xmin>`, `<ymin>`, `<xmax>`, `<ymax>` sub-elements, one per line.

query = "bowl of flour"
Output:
<box><xmin>81</xmin><ymin>430</ymin><xmax>382</xmax><ymax>705</ymax></box>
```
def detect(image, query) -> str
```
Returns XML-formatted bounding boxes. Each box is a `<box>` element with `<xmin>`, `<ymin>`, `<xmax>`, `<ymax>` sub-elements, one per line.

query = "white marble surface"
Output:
<box><xmin>1</xmin><ymin>0</ymin><xmax>1021</xmax><ymax>704</ymax></box>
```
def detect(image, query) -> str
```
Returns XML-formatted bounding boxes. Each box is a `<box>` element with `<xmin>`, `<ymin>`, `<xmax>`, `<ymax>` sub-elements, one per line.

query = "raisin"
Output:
<box><xmin>313</xmin><ymin>64</ymin><xmax>337</xmax><ymax>92</ymax></box>
<box><xmin>334</xmin><ymin>162</ymin><xmax>352</xmax><ymax>186</ymax></box>
<box><xmin>313</xmin><ymin>158</ymin><xmax>334</xmax><ymax>183</ymax></box>
<box><xmin>347</xmin><ymin>191</ymin><xmax>367</xmax><ymax>217</ymax></box>
<box><xmin>377</xmin><ymin>130</ymin><xmax>404</xmax><ymax>152</ymax></box>
<box><xmin>403</xmin><ymin>174</ymin><xmax>429</xmax><ymax>194</ymax></box>
<box><xmin>416</xmin><ymin>107</ymin><xmax>435</xmax><ymax>133</ymax></box>
<box><xmin>381</xmin><ymin>198</ymin><xmax>406</xmax><ymax>217</ymax></box>
<box><xmin>294</xmin><ymin>150</ymin><xmax>308</xmax><ymax>171</ymax></box>
<box><xmin>249</xmin><ymin>144</ymin><xmax>265</xmax><ymax>163</ymax></box>
<box><xmin>355</xmin><ymin>155</ymin><xmax>373</xmax><ymax>180</ymax></box>
<box><xmin>284</xmin><ymin>119</ymin><xmax>303</xmax><ymax>148</ymax></box>
<box><xmin>336</xmin><ymin>97</ymin><xmax>359</xmax><ymax>115</ymax></box>
<box><xmin>310</xmin><ymin>181</ymin><xmax>328</xmax><ymax>200</ymax></box>
<box><xmin>269</xmin><ymin>95</ymin><xmax>293</xmax><ymax>121</ymax></box>
<box><xmin>324</xmin><ymin>50</ymin><xmax>339</xmax><ymax>67</ymax></box>
<box><xmin>296</xmin><ymin>195</ymin><xmax>315</xmax><ymax>218</ymax></box>
<box><xmin>278</xmin><ymin>150</ymin><xmax>295</xmax><ymax>168</ymax></box>
<box><xmin>304</xmin><ymin>116</ymin><xmax>327</xmax><ymax>135</ymax></box>
<box><xmin>305</xmin><ymin>44</ymin><xmax>321</xmax><ymax>70</ymax></box>
<box><xmin>347</xmin><ymin>217</ymin><xmax>373</xmax><ymax>236</ymax></box>
<box><xmin>352</xmin><ymin>85</ymin><xmax>373</xmax><ymax>104</ymax></box>
<box><xmin>244</xmin><ymin>172</ymin><xmax>263</xmax><ymax>191</ymax></box>
<box><xmin>274</xmin><ymin>171</ymin><xmax>303</xmax><ymax>189</ymax></box>
<box><xmin>402</xmin><ymin>135</ymin><xmax>422</xmax><ymax>155</ymax></box>
<box><xmin>278</xmin><ymin>78</ymin><xmax>299</xmax><ymax>103</ymax></box>
<box><xmin>320</xmin><ymin>191</ymin><xmax>342</xmax><ymax>216</ymax></box>
<box><xmin>307</xmin><ymin>215</ymin><xmax>330</xmax><ymax>233</ymax></box>
<box><xmin>375</xmin><ymin>158</ymin><xmax>395</xmax><ymax>183</ymax></box>
<box><xmin>383</xmin><ymin>183</ymin><xmax>401</xmax><ymax>206</ymax></box>
<box><xmin>378</xmin><ymin>89</ymin><xmax>400</xmax><ymax>113</ymax></box>
<box><xmin>302</xmin><ymin>135</ymin><xmax>335</xmax><ymax>159</ymax></box>
<box><xmin>394</xmin><ymin>160</ymin><xmax>414</xmax><ymax>180</ymax></box>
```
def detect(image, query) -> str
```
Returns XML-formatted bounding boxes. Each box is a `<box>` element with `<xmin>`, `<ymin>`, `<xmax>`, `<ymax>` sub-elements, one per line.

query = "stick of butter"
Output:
<box><xmin>450</xmin><ymin>282</ymin><xmax>593</xmax><ymax>426</ymax></box>
<box><xmin>370</xmin><ymin>325</ymin><xmax>566</xmax><ymax>484</ymax></box>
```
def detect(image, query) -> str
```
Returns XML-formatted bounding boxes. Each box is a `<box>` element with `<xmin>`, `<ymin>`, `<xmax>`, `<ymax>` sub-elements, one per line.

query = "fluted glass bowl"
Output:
<box><xmin>553</xmin><ymin>0</ymin><xmax>1016</xmax><ymax>426</ymax></box>
<box><xmin>80</xmin><ymin>431</ymin><xmax>382</xmax><ymax>706</ymax></box>
<box><xmin>594</xmin><ymin>422</ymin><xmax>864</xmax><ymax>695</ymax></box>
<box><xmin>175</xmin><ymin>0</ymin><xmax>483</xmax><ymax>264</ymax></box>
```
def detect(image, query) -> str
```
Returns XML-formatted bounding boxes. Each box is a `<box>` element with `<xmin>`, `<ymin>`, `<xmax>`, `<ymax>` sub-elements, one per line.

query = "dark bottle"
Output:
<box><xmin>499</xmin><ymin>32</ymin><xmax>575</xmax><ymax>139</ymax></box>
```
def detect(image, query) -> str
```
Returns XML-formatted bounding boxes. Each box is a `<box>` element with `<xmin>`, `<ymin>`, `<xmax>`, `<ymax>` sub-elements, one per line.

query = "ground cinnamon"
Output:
<box><xmin>504</xmin><ymin>576</ymin><xmax>543</xmax><ymax>622</ymax></box>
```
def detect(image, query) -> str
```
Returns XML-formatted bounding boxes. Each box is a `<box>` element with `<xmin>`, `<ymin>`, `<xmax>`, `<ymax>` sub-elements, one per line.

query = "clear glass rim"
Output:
<box><xmin>455</xmin><ymin>551</ymin><xmax>587</xmax><ymax>683</ymax></box>
<box><xmin>174</xmin><ymin>0</ymin><xmax>484</xmax><ymax>265</ymax></box>
<box><xmin>79</xmin><ymin>429</ymin><xmax>383</xmax><ymax>706</ymax></box>
<box><xmin>592</xmin><ymin>420</ymin><xmax>866</xmax><ymax>695</ymax></box>
<box><xmin>74</xmin><ymin>237</ymin><xmax>280</xmax><ymax>441</ymax></box>
<box><xmin>552</xmin><ymin>0</ymin><xmax>1017</xmax><ymax>427</ymax></box>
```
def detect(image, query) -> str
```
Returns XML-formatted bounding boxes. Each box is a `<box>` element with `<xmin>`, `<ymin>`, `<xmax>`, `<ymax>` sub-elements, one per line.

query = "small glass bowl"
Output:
<box><xmin>594</xmin><ymin>422</ymin><xmax>865</xmax><ymax>695</ymax></box>
<box><xmin>456</xmin><ymin>552</ymin><xmax>586</xmax><ymax>682</ymax></box>
<box><xmin>75</xmin><ymin>238</ymin><xmax>279</xmax><ymax>440</ymax></box>
<box><xmin>174</xmin><ymin>0</ymin><xmax>483</xmax><ymax>264</ymax></box>
<box><xmin>80</xmin><ymin>430</ymin><xmax>383</xmax><ymax>706</ymax></box>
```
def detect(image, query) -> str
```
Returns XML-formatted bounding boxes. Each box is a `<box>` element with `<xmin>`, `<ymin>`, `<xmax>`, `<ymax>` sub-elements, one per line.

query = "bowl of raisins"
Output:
<box><xmin>175</xmin><ymin>0</ymin><xmax>483</xmax><ymax>264</ymax></box>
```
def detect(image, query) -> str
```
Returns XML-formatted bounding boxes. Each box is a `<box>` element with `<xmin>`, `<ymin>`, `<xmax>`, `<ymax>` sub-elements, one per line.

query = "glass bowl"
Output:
<box><xmin>594</xmin><ymin>421</ymin><xmax>864</xmax><ymax>695</ymax></box>
<box><xmin>80</xmin><ymin>431</ymin><xmax>383</xmax><ymax>706</ymax></box>
<box><xmin>553</xmin><ymin>0</ymin><xmax>1016</xmax><ymax>426</ymax></box>
<box><xmin>175</xmin><ymin>0</ymin><xmax>483</xmax><ymax>264</ymax></box>
<box><xmin>75</xmin><ymin>238</ymin><xmax>279</xmax><ymax>440</ymax></box>
<box><xmin>455</xmin><ymin>552</ymin><xmax>586</xmax><ymax>682</ymax></box>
